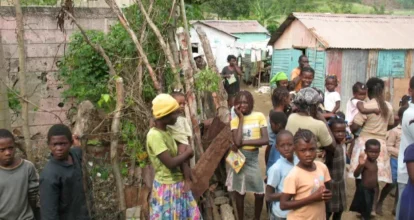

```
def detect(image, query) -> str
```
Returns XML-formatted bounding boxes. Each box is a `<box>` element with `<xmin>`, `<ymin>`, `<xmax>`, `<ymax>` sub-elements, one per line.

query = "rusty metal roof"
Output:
<box><xmin>268</xmin><ymin>13</ymin><xmax>414</xmax><ymax>49</ymax></box>
<box><xmin>191</xmin><ymin>20</ymin><xmax>269</xmax><ymax>35</ymax></box>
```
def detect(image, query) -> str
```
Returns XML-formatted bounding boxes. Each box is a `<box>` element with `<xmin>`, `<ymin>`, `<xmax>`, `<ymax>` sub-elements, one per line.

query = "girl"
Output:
<box><xmin>291</xmin><ymin>67</ymin><xmax>315</xmax><ymax>91</ymax></box>
<box><xmin>280</xmin><ymin>129</ymin><xmax>332</xmax><ymax>220</ymax></box>
<box><xmin>227</xmin><ymin>90</ymin><xmax>269</xmax><ymax>220</ymax></box>
<box><xmin>147</xmin><ymin>94</ymin><xmax>201</xmax><ymax>219</ymax></box>
<box><xmin>270</xmin><ymin>72</ymin><xmax>289</xmax><ymax>89</ymax></box>
<box><xmin>326</xmin><ymin>117</ymin><xmax>347</xmax><ymax>220</ymax></box>
<box><xmin>348</xmin><ymin>77</ymin><xmax>395</xmax><ymax>216</ymax></box>
<box><xmin>324</xmin><ymin>75</ymin><xmax>341</xmax><ymax>114</ymax></box>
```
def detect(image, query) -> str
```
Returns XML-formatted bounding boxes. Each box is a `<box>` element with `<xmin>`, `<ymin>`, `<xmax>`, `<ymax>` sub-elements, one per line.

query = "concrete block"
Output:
<box><xmin>8</xmin><ymin>58</ymin><xmax>59</xmax><ymax>72</ymax></box>
<box><xmin>29</xmin><ymin>110</ymin><xmax>67</xmax><ymax>126</ymax></box>
<box><xmin>1</xmin><ymin>29</ymin><xmax>72</xmax><ymax>44</ymax></box>
<box><xmin>214</xmin><ymin>196</ymin><xmax>230</xmax><ymax>206</ymax></box>
<box><xmin>220</xmin><ymin>204</ymin><xmax>235</xmax><ymax>220</ymax></box>
<box><xmin>3</xmin><ymin>43</ymin><xmax>65</xmax><ymax>59</ymax></box>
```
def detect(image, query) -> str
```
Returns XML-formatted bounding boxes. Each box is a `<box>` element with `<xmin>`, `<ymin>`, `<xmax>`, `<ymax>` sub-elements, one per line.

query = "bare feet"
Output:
<box><xmin>375</xmin><ymin>203</ymin><xmax>383</xmax><ymax>216</ymax></box>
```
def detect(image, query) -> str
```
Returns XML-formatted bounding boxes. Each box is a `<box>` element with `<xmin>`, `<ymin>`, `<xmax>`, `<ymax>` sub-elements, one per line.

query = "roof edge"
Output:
<box><xmin>267</xmin><ymin>13</ymin><xmax>296</xmax><ymax>45</ymax></box>
<box><xmin>191</xmin><ymin>21</ymin><xmax>239</xmax><ymax>39</ymax></box>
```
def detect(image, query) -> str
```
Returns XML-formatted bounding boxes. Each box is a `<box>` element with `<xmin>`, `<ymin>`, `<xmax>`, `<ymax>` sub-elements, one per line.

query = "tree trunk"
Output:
<box><xmin>14</xmin><ymin>0</ymin><xmax>34</xmax><ymax>162</ymax></box>
<box><xmin>195</xmin><ymin>27</ymin><xmax>229</xmax><ymax>123</ymax></box>
<box><xmin>105</xmin><ymin>0</ymin><xmax>162</xmax><ymax>93</ymax></box>
<box><xmin>0</xmin><ymin>32</ymin><xmax>11</xmax><ymax>130</ymax></box>
<box><xmin>111</xmin><ymin>77</ymin><xmax>126</xmax><ymax>218</ymax></box>
<box><xmin>180</xmin><ymin>0</ymin><xmax>197</xmax><ymax>71</ymax></box>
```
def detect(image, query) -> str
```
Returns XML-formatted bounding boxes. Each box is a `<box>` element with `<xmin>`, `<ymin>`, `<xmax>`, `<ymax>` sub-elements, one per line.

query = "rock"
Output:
<box><xmin>214</xmin><ymin>196</ymin><xmax>230</xmax><ymax>206</ymax></box>
<box><xmin>126</xmin><ymin>206</ymin><xmax>141</xmax><ymax>220</ymax></box>
<box><xmin>220</xmin><ymin>204</ymin><xmax>235</xmax><ymax>220</ymax></box>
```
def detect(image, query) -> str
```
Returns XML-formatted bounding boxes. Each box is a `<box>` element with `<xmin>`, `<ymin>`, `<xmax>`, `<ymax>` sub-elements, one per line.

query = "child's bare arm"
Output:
<box><xmin>265</xmin><ymin>185</ymin><xmax>282</xmax><ymax>202</ymax></box>
<box><xmin>332</xmin><ymin>101</ymin><xmax>340</xmax><ymax>114</ymax></box>
<box><xmin>242</xmin><ymin>127</ymin><xmax>269</xmax><ymax>146</ymax></box>
<box><xmin>354</xmin><ymin>153</ymin><xmax>366</xmax><ymax>177</ymax></box>
<box><xmin>157</xmin><ymin>148</ymin><xmax>193</xmax><ymax>169</ymax></box>
<box><xmin>356</xmin><ymin>101</ymin><xmax>380</xmax><ymax>115</ymax></box>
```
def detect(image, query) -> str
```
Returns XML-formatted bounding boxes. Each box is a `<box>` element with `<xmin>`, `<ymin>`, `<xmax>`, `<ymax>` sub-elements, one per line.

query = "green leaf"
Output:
<box><xmin>102</xmin><ymin>94</ymin><xmax>111</xmax><ymax>103</ymax></box>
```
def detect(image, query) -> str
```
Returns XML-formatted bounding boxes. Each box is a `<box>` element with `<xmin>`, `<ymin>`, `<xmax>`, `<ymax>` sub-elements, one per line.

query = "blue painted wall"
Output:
<box><xmin>271</xmin><ymin>49</ymin><xmax>302</xmax><ymax>81</ymax></box>
<box><xmin>377</xmin><ymin>50</ymin><xmax>406</xmax><ymax>78</ymax></box>
<box><xmin>234</xmin><ymin>33</ymin><xmax>270</xmax><ymax>43</ymax></box>
<box><xmin>306</xmin><ymin>49</ymin><xmax>326</xmax><ymax>92</ymax></box>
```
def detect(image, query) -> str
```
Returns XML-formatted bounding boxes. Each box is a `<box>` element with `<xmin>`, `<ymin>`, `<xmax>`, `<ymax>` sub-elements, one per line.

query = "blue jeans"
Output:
<box><xmin>396</xmin><ymin>183</ymin><xmax>406</xmax><ymax>220</ymax></box>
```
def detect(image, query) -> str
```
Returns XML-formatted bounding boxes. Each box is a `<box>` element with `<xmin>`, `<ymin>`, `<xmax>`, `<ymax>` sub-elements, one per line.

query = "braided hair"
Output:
<box><xmin>293</xmin><ymin>129</ymin><xmax>316</xmax><ymax>146</ymax></box>
<box><xmin>366</xmin><ymin>77</ymin><xmax>388</xmax><ymax>120</ymax></box>
<box><xmin>272</xmin><ymin>87</ymin><xmax>289</xmax><ymax>108</ymax></box>
<box><xmin>234</xmin><ymin>90</ymin><xmax>254</xmax><ymax>114</ymax></box>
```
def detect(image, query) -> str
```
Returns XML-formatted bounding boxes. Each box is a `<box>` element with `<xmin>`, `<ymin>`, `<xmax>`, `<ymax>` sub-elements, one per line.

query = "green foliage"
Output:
<box><xmin>22</xmin><ymin>0</ymin><xmax>58</xmax><ymax>5</ymax></box>
<box><xmin>204</xmin><ymin>0</ymin><xmax>251</xmax><ymax>19</ymax></box>
<box><xmin>194</xmin><ymin>68</ymin><xmax>221</xmax><ymax>93</ymax></box>
<box><xmin>121</xmin><ymin>120</ymin><xmax>149</xmax><ymax>168</ymax></box>
<box><xmin>397</xmin><ymin>0</ymin><xmax>414</xmax><ymax>8</ymax></box>
<box><xmin>327</xmin><ymin>0</ymin><xmax>354</xmax><ymax>13</ymax></box>
<box><xmin>7</xmin><ymin>89</ymin><xmax>21</xmax><ymax>113</ymax></box>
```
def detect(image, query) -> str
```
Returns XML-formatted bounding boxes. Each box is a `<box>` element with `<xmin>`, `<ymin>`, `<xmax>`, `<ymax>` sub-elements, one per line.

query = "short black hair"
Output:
<box><xmin>298</xmin><ymin>55</ymin><xmax>307</xmax><ymax>62</ymax></box>
<box><xmin>171</xmin><ymin>92</ymin><xmax>185</xmax><ymax>99</ymax></box>
<box><xmin>410</xmin><ymin>76</ymin><xmax>414</xmax><ymax>89</ymax></box>
<box><xmin>47</xmin><ymin>124</ymin><xmax>73</xmax><ymax>144</ymax></box>
<box><xmin>300</xmin><ymin>67</ymin><xmax>315</xmax><ymax>76</ymax></box>
<box><xmin>271</xmin><ymin>87</ymin><xmax>289</xmax><ymax>107</ymax></box>
<box><xmin>328</xmin><ymin>116</ymin><xmax>346</xmax><ymax>128</ymax></box>
<box><xmin>234</xmin><ymin>90</ymin><xmax>254</xmax><ymax>114</ymax></box>
<box><xmin>365</xmin><ymin>139</ymin><xmax>380</xmax><ymax>150</ymax></box>
<box><xmin>0</xmin><ymin>129</ymin><xmax>14</xmax><ymax>141</ymax></box>
<box><xmin>227</xmin><ymin>55</ymin><xmax>237</xmax><ymax>62</ymax></box>
<box><xmin>352</xmin><ymin>82</ymin><xmax>367</xmax><ymax>94</ymax></box>
<box><xmin>325</xmin><ymin>75</ymin><xmax>338</xmax><ymax>83</ymax></box>
<box><xmin>336</xmin><ymin>111</ymin><xmax>345</xmax><ymax>120</ymax></box>
<box><xmin>269</xmin><ymin>111</ymin><xmax>287</xmax><ymax>128</ymax></box>
<box><xmin>276</xmin><ymin>130</ymin><xmax>293</xmax><ymax>143</ymax></box>
<box><xmin>398</xmin><ymin>106</ymin><xmax>409</xmax><ymax>120</ymax></box>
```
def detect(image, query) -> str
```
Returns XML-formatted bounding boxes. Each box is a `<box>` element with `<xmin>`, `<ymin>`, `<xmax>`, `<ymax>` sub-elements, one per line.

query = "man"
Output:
<box><xmin>193</xmin><ymin>53</ymin><xmax>206</xmax><ymax>70</ymax></box>
<box><xmin>40</xmin><ymin>124</ymin><xmax>90</xmax><ymax>220</ymax></box>
<box><xmin>0</xmin><ymin>129</ymin><xmax>39</xmax><ymax>220</ymax></box>
<box><xmin>291</xmin><ymin>55</ymin><xmax>310</xmax><ymax>92</ymax></box>
<box><xmin>396</xmin><ymin>76</ymin><xmax>414</xmax><ymax>219</ymax></box>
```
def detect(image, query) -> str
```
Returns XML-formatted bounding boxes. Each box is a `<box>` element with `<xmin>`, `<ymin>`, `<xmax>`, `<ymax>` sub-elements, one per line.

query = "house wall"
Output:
<box><xmin>0</xmin><ymin>7</ymin><xmax>117</xmax><ymax>139</ymax></box>
<box><xmin>190</xmin><ymin>23</ymin><xmax>237</xmax><ymax>72</ymax></box>
<box><xmin>273</xmin><ymin>19</ymin><xmax>318</xmax><ymax>50</ymax></box>
<box><xmin>233</xmin><ymin>33</ymin><xmax>269</xmax><ymax>43</ymax></box>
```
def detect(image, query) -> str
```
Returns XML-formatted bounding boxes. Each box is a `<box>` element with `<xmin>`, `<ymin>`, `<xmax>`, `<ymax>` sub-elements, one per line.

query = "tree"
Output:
<box><xmin>204</xmin><ymin>0</ymin><xmax>251</xmax><ymax>19</ymax></box>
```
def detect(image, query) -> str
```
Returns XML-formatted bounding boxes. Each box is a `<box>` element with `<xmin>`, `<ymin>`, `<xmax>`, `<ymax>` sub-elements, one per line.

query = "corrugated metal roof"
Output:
<box><xmin>191</xmin><ymin>21</ymin><xmax>239</xmax><ymax>39</ymax></box>
<box><xmin>191</xmin><ymin>20</ymin><xmax>269</xmax><ymax>35</ymax></box>
<box><xmin>268</xmin><ymin>13</ymin><xmax>414</xmax><ymax>49</ymax></box>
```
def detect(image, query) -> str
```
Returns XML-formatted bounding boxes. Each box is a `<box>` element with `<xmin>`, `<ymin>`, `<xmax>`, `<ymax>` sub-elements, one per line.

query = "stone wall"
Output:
<box><xmin>0</xmin><ymin>7</ymin><xmax>117</xmax><ymax>140</ymax></box>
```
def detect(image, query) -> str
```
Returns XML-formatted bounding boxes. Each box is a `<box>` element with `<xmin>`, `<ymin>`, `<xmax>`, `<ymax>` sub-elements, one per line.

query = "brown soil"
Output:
<box><xmin>241</xmin><ymin>86</ymin><xmax>396</xmax><ymax>220</ymax></box>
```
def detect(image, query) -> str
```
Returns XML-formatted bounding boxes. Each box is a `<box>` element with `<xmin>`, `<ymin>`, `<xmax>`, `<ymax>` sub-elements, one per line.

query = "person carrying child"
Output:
<box><xmin>349</xmin><ymin>139</ymin><xmax>381</xmax><ymax>220</ymax></box>
<box><xmin>227</xmin><ymin>90</ymin><xmax>269</xmax><ymax>220</ymax></box>
<box><xmin>375</xmin><ymin>106</ymin><xmax>408</xmax><ymax>215</ymax></box>
<box><xmin>266</xmin><ymin>130</ymin><xmax>298</xmax><ymax>220</ymax></box>
<box><xmin>280</xmin><ymin>129</ymin><xmax>332</xmax><ymax>220</ymax></box>
<box><xmin>167</xmin><ymin>92</ymin><xmax>193</xmax><ymax>190</ymax></box>
<box><xmin>325</xmin><ymin>117</ymin><xmax>347</xmax><ymax>220</ymax></box>
<box><xmin>324</xmin><ymin>75</ymin><xmax>341</xmax><ymax>114</ymax></box>
<box><xmin>146</xmin><ymin>94</ymin><xmax>201</xmax><ymax>219</ymax></box>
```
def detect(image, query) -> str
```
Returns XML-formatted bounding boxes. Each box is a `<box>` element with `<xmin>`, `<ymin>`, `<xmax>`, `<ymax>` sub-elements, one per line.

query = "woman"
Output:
<box><xmin>221</xmin><ymin>55</ymin><xmax>242</xmax><ymax>108</ymax></box>
<box><xmin>349</xmin><ymin>77</ymin><xmax>394</xmax><ymax>216</ymax></box>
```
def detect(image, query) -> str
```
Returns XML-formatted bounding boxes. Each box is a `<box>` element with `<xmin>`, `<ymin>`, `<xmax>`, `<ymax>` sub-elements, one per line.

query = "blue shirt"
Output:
<box><xmin>267</xmin><ymin>155</ymin><xmax>299</xmax><ymax>218</ymax></box>
<box><xmin>399</xmin><ymin>144</ymin><xmax>414</xmax><ymax>220</ymax></box>
<box><xmin>266</xmin><ymin>118</ymin><xmax>280</xmax><ymax>174</ymax></box>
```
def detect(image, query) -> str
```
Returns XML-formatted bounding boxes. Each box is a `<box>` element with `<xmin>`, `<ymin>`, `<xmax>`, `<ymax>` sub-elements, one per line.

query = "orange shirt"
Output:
<box><xmin>291</xmin><ymin>67</ymin><xmax>302</xmax><ymax>92</ymax></box>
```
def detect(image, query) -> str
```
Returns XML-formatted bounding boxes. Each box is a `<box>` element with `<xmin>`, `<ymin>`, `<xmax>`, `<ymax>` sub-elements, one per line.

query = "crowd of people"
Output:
<box><xmin>1</xmin><ymin>53</ymin><xmax>414</xmax><ymax>220</ymax></box>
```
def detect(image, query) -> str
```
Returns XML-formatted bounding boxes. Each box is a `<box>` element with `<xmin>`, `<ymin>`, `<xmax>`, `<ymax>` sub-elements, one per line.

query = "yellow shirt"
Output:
<box><xmin>291</xmin><ymin>67</ymin><xmax>302</xmax><ymax>92</ymax></box>
<box><xmin>283</xmin><ymin>161</ymin><xmax>331</xmax><ymax>220</ymax></box>
<box><xmin>230</xmin><ymin>111</ymin><xmax>267</xmax><ymax>150</ymax></box>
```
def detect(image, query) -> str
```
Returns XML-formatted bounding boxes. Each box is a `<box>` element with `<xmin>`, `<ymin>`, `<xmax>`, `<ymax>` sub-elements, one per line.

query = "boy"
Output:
<box><xmin>350</xmin><ymin>139</ymin><xmax>381</xmax><ymax>220</ymax></box>
<box><xmin>266</xmin><ymin>130</ymin><xmax>298</xmax><ymax>220</ymax></box>
<box><xmin>0</xmin><ymin>129</ymin><xmax>39</xmax><ymax>220</ymax></box>
<box><xmin>167</xmin><ymin>92</ymin><xmax>193</xmax><ymax>191</ymax></box>
<box><xmin>40</xmin><ymin>124</ymin><xmax>90</xmax><ymax>220</ymax></box>
<box><xmin>265</xmin><ymin>110</ymin><xmax>288</xmax><ymax>174</ymax></box>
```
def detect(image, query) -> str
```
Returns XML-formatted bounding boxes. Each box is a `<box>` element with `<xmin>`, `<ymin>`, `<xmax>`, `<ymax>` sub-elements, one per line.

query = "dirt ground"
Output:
<box><xmin>242</xmin><ymin>87</ymin><xmax>396</xmax><ymax>220</ymax></box>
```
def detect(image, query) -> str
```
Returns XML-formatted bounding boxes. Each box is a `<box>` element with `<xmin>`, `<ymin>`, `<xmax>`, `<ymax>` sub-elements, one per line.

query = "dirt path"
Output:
<box><xmin>241</xmin><ymin>86</ymin><xmax>396</xmax><ymax>220</ymax></box>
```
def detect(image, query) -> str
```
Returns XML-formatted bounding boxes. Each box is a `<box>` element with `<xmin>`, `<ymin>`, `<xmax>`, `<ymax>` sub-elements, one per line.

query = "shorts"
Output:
<box><xmin>350</xmin><ymin>182</ymin><xmax>374</xmax><ymax>219</ymax></box>
<box><xmin>390</xmin><ymin>157</ymin><xmax>398</xmax><ymax>183</ymax></box>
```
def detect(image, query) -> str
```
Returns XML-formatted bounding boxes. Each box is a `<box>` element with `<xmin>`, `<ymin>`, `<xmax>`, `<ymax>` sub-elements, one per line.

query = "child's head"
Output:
<box><xmin>293</xmin><ymin>129</ymin><xmax>317</xmax><ymax>167</ymax></box>
<box><xmin>336</xmin><ymin>111</ymin><xmax>345</xmax><ymax>120</ymax></box>
<box><xmin>287</xmin><ymin>81</ymin><xmax>296</xmax><ymax>92</ymax></box>
<box><xmin>299</xmin><ymin>67</ymin><xmax>315</xmax><ymax>88</ymax></box>
<box><xmin>399</xmin><ymin>95</ymin><xmax>411</xmax><ymax>108</ymax></box>
<box><xmin>398</xmin><ymin>106</ymin><xmax>409</xmax><ymax>124</ymax></box>
<box><xmin>269</xmin><ymin>111</ymin><xmax>287</xmax><ymax>134</ymax></box>
<box><xmin>328</xmin><ymin>117</ymin><xmax>347</xmax><ymax>144</ymax></box>
<box><xmin>234</xmin><ymin>90</ymin><xmax>254</xmax><ymax>115</ymax></box>
<box><xmin>325</xmin><ymin>75</ymin><xmax>338</xmax><ymax>92</ymax></box>
<box><xmin>352</xmin><ymin>82</ymin><xmax>367</xmax><ymax>101</ymax></box>
<box><xmin>0</xmin><ymin>129</ymin><xmax>16</xmax><ymax>167</ymax></box>
<box><xmin>276</xmin><ymin>130</ymin><xmax>294</xmax><ymax>161</ymax></box>
<box><xmin>171</xmin><ymin>92</ymin><xmax>186</xmax><ymax>113</ymax></box>
<box><xmin>274</xmin><ymin>72</ymin><xmax>289</xmax><ymax>89</ymax></box>
<box><xmin>227</xmin><ymin>55</ymin><xmax>237</xmax><ymax>66</ymax></box>
<box><xmin>365</xmin><ymin>139</ymin><xmax>381</xmax><ymax>162</ymax></box>
<box><xmin>152</xmin><ymin>94</ymin><xmax>180</xmax><ymax>126</ymax></box>
<box><xmin>47</xmin><ymin>124</ymin><xmax>74</xmax><ymax>161</ymax></box>
<box><xmin>271</xmin><ymin>87</ymin><xmax>290</xmax><ymax>108</ymax></box>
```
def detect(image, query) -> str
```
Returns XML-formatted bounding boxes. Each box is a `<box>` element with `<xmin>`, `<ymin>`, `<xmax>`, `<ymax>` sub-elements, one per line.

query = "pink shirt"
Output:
<box><xmin>345</xmin><ymin>98</ymin><xmax>359</xmax><ymax>125</ymax></box>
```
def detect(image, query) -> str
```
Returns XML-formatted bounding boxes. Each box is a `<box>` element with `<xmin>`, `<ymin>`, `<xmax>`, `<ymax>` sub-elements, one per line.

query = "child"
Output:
<box><xmin>0</xmin><ymin>129</ymin><xmax>39</xmax><ymax>220</ymax></box>
<box><xmin>324</xmin><ymin>75</ymin><xmax>341</xmax><ymax>114</ymax></box>
<box><xmin>266</xmin><ymin>130</ymin><xmax>298</xmax><ymax>220</ymax></box>
<box><xmin>40</xmin><ymin>124</ymin><xmax>90</xmax><ymax>220</ymax></box>
<box><xmin>293</xmin><ymin>67</ymin><xmax>315</xmax><ymax>90</ymax></box>
<box><xmin>376</xmin><ymin>106</ymin><xmax>408</xmax><ymax>215</ymax></box>
<box><xmin>227</xmin><ymin>90</ymin><xmax>269</xmax><ymax>220</ymax></box>
<box><xmin>280</xmin><ymin>129</ymin><xmax>332</xmax><ymax>220</ymax></box>
<box><xmin>326</xmin><ymin>117</ymin><xmax>347</xmax><ymax>220</ymax></box>
<box><xmin>350</xmin><ymin>139</ymin><xmax>381</xmax><ymax>220</ymax></box>
<box><xmin>167</xmin><ymin>92</ymin><xmax>193</xmax><ymax>190</ymax></box>
<box><xmin>265</xmin><ymin>111</ymin><xmax>288</xmax><ymax>174</ymax></box>
<box><xmin>270</xmin><ymin>72</ymin><xmax>289</xmax><ymax>89</ymax></box>
<box><xmin>146</xmin><ymin>94</ymin><xmax>201</xmax><ymax>219</ymax></box>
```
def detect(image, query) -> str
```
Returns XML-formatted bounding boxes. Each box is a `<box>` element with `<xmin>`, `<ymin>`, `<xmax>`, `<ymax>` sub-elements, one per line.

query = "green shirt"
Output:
<box><xmin>146</xmin><ymin>128</ymin><xmax>183</xmax><ymax>184</ymax></box>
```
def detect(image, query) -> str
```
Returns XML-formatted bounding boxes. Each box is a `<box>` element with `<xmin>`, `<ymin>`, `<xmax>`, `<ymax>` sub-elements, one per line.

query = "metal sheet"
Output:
<box><xmin>367</xmin><ymin>50</ymin><xmax>378</xmax><ymax>78</ymax></box>
<box><xmin>377</xmin><ymin>50</ymin><xmax>406</xmax><ymax>78</ymax></box>
<box><xmin>326</xmin><ymin>50</ymin><xmax>342</xmax><ymax>92</ymax></box>
<box><xmin>340</xmin><ymin>50</ymin><xmax>368</xmax><ymax>112</ymax></box>
<box><xmin>271</xmin><ymin>49</ymin><xmax>292</xmax><ymax>79</ymax></box>
<box><xmin>306</xmin><ymin>49</ymin><xmax>326</xmax><ymax>92</ymax></box>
